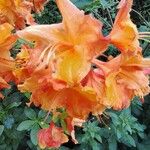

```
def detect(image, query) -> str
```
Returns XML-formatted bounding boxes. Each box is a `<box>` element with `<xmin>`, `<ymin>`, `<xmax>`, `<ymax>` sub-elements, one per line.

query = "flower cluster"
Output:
<box><xmin>0</xmin><ymin>0</ymin><xmax>150</xmax><ymax>149</ymax></box>
<box><xmin>0</xmin><ymin>0</ymin><xmax>48</xmax><ymax>29</ymax></box>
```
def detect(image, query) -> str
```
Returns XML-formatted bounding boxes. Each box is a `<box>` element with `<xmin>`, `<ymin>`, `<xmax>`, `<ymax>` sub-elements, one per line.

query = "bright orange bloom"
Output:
<box><xmin>109</xmin><ymin>0</ymin><xmax>141</xmax><ymax>53</ymax></box>
<box><xmin>0</xmin><ymin>0</ymin><xmax>35</xmax><ymax>29</ymax></box>
<box><xmin>0</xmin><ymin>23</ymin><xmax>17</xmax><ymax>97</ymax></box>
<box><xmin>17</xmin><ymin>0</ymin><xmax>109</xmax><ymax>84</ymax></box>
<box><xmin>93</xmin><ymin>53</ymin><xmax>150</xmax><ymax>109</ymax></box>
<box><xmin>18</xmin><ymin>69</ymin><xmax>105</xmax><ymax>120</ymax></box>
<box><xmin>38</xmin><ymin>122</ymin><xmax>68</xmax><ymax>149</ymax></box>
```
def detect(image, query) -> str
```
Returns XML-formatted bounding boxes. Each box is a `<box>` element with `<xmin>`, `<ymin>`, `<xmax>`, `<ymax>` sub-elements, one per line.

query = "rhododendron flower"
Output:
<box><xmin>38</xmin><ymin>122</ymin><xmax>68</xmax><ymax>149</ymax></box>
<box><xmin>93</xmin><ymin>53</ymin><xmax>150</xmax><ymax>109</ymax></box>
<box><xmin>0</xmin><ymin>0</ymin><xmax>46</xmax><ymax>29</ymax></box>
<box><xmin>17</xmin><ymin>0</ymin><xmax>109</xmax><ymax>84</ymax></box>
<box><xmin>0</xmin><ymin>23</ymin><xmax>17</xmax><ymax>98</ymax></box>
<box><xmin>18</xmin><ymin>69</ymin><xmax>105</xmax><ymax>120</ymax></box>
<box><xmin>109</xmin><ymin>0</ymin><xmax>150</xmax><ymax>53</ymax></box>
<box><xmin>0</xmin><ymin>0</ymin><xmax>35</xmax><ymax>29</ymax></box>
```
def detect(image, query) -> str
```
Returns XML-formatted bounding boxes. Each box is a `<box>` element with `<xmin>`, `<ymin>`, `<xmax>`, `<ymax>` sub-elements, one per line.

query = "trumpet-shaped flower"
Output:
<box><xmin>93</xmin><ymin>53</ymin><xmax>150</xmax><ymax>109</ymax></box>
<box><xmin>17</xmin><ymin>0</ymin><xmax>109</xmax><ymax>84</ymax></box>
<box><xmin>18</xmin><ymin>68</ymin><xmax>105</xmax><ymax>120</ymax></box>
<box><xmin>109</xmin><ymin>0</ymin><xmax>150</xmax><ymax>53</ymax></box>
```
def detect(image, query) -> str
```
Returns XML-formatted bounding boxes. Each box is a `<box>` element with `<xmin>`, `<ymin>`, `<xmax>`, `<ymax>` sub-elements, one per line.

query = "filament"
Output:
<box><xmin>139</xmin><ymin>38</ymin><xmax>150</xmax><ymax>43</ymax></box>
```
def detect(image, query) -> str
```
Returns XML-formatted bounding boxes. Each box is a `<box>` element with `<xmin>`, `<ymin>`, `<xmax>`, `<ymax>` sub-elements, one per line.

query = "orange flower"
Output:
<box><xmin>18</xmin><ymin>69</ymin><xmax>105</xmax><ymax>120</ymax></box>
<box><xmin>0</xmin><ymin>23</ymin><xmax>17</xmax><ymax>97</ymax></box>
<box><xmin>15</xmin><ymin>46</ymin><xmax>105</xmax><ymax>122</ymax></box>
<box><xmin>93</xmin><ymin>53</ymin><xmax>150</xmax><ymax>109</ymax></box>
<box><xmin>109</xmin><ymin>0</ymin><xmax>150</xmax><ymax>53</ymax></box>
<box><xmin>38</xmin><ymin>122</ymin><xmax>68</xmax><ymax>149</ymax></box>
<box><xmin>17</xmin><ymin>0</ymin><xmax>109</xmax><ymax>84</ymax></box>
<box><xmin>0</xmin><ymin>0</ymin><xmax>35</xmax><ymax>29</ymax></box>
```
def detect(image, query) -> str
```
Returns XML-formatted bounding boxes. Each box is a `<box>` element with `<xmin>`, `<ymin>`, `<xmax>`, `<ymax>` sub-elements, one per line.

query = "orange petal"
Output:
<box><xmin>56</xmin><ymin>0</ymin><xmax>108</xmax><ymax>51</ymax></box>
<box><xmin>109</xmin><ymin>0</ymin><xmax>140</xmax><ymax>53</ymax></box>
<box><xmin>0</xmin><ymin>76</ymin><xmax>9</xmax><ymax>89</ymax></box>
<box><xmin>0</xmin><ymin>0</ymin><xmax>34</xmax><ymax>29</ymax></box>
<box><xmin>38</xmin><ymin>122</ymin><xmax>68</xmax><ymax>149</ymax></box>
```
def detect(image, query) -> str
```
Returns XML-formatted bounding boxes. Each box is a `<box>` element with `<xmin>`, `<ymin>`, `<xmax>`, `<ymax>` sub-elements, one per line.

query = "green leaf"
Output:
<box><xmin>116</xmin><ymin>130</ymin><xmax>122</xmax><ymax>139</ymax></box>
<box><xmin>126</xmin><ymin>135</ymin><xmax>136</xmax><ymax>147</ymax></box>
<box><xmin>100</xmin><ymin>0</ymin><xmax>109</xmax><ymax>8</ymax></box>
<box><xmin>0</xmin><ymin>125</ymin><xmax>4</xmax><ymax>136</ymax></box>
<box><xmin>38</xmin><ymin>110</ymin><xmax>47</xmax><ymax>119</ymax></box>
<box><xmin>30</xmin><ymin>125</ymin><xmax>40</xmax><ymax>145</ymax></box>
<box><xmin>24</xmin><ymin>92</ymin><xmax>31</xmax><ymax>99</ymax></box>
<box><xmin>39</xmin><ymin>122</ymin><xmax>49</xmax><ymax>129</ymax></box>
<box><xmin>90</xmin><ymin>139</ymin><xmax>100</xmax><ymax>150</ymax></box>
<box><xmin>108</xmin><ymin>137</ymin><xmax>117</xmax><ymax>150</ymax></box>
<box><xmin>24</xmin><ymin>108</ymin><xmax>36</xmax><ymax>119</ymax></box>
<box><xmin>71</xmin><ymin>0</ymin><xmax>93</xmax><ymax>9</ymax></box>
<box><xmin>126</xmin><ymin>124</ymin><xmax>132</xmax><ymax>134</ymax></box>
<box><xmin>17</xmin><ymin>120</ymin><xmax>35</xmax><ymax>131</ymax></box>
<box><xmin>6</xmin><ymin>102</ymin><xmax>22</xmax><ymax>110</ymax></box>
<box><xmin>95</xmin><ymin>134</ymin><xmax>102</xmax><ymax>143</ymax></box>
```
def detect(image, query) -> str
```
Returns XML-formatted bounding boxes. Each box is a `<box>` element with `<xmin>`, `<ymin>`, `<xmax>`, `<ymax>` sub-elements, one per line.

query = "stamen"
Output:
<box><xmin>97</xmin><ymin>114</ymin><xmax>110</xmax><ymax>129</ymax></box>
<box><xmin>45</xmin><ymin>44</ymin><xmax>60</xmax><ymax>67</ymax></box>
<box><xmin>37</xmin><ymin>44</ymin><xmax>52</xmax><ymax>66</ymax></box>
<box><xmin>139</xmin><ymin>32</ymin><xmax>150</xmax><ymax>35</ymax></box>
<box><xmin>139</xmin><ymin>35</ymin><xmax>150</xmax><ymax>38</ymax></box>
<box><xmin>102</xmin><ymin>112</ymin><xmax>109</xmax><ymax>119</ymax></box>
<box><xmin>139</xmin><ymin>38</ymin><xmax>150</xmax><ymax>43</ymax></box>
<box><xmin>134</xmin><ymin>86</ymin><xmax>150</xmax><ymax>98</ymax></box>
<box><xmin>139</xmin><ymin>32</ymin><xmax>150</xmax><ymax>40</ymax></box>
<box><xmin>43</xmin><ymin>111</ymin><xmax>51</xmax><ymax>123</ymax></box>
<box><xmin>15</xmin><ymin>58</ymin><xmax>28</xmax><ymax>68</ymax></box>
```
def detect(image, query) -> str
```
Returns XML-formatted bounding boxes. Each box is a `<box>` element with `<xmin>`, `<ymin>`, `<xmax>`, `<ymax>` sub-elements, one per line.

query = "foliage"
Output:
<box><xmin>1</xmin><ymin>83</ymin><xmax>149</xmax><ymax>150</ymax></box>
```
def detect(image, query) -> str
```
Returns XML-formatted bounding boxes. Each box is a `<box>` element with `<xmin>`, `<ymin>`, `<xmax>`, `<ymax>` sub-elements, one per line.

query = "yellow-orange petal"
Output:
<box><xmin>109</xmin><ymin>0</ymin><xmax>140</xmax><ymax>53</ymax></box>
<box><xmin>55</xmin><ymin>46</ymin><xmax>91</xmax><ymax>84</ymax></box>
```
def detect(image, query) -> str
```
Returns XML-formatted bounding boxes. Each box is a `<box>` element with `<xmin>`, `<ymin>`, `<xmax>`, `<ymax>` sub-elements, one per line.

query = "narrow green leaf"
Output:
<box><xmin>0</xmin><ymin>125</ymin><xmax>4</xmax><ymax>136</ymax></box>
<box><xmin>127</xmin><ymin>135</ymin><xmax>136</xmax><ymax>147</ymax></box>
<box><xmin>108</xmin><ymin>137</ymin><xmax>117</xmax><ymax>150</ymax></box>
<box><xmin>95</xmin><ymin>134</ymin><xmax>102</xmax><ymax>143</ymax></box>
<box><xmin>6</xmin><ymin>102</ymin><xmax>22</xmax><ymax>110</ymax></box>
